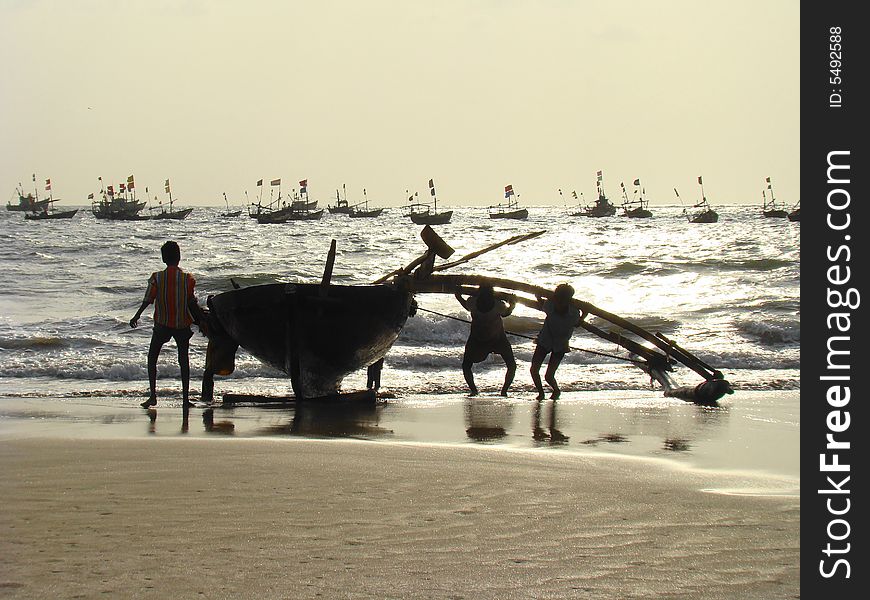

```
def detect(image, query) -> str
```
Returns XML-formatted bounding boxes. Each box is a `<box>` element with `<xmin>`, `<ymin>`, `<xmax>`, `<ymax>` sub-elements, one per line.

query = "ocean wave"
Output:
<box><xmin>0</xmin><ymin>335</ymin><xmax>109</xmax><ymax>350</ymax></box>
<box><xmin>735</xmin><ymin>319</ymin><xmax>800</xmax><ymax>345</ymax></box>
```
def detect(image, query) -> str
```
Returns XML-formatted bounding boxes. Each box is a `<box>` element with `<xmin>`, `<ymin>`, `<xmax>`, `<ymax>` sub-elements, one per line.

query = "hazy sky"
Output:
<box><xmin>1</xmin><ymin>0</ymin><xmax>799</xmax><ymax>208</ymax></box>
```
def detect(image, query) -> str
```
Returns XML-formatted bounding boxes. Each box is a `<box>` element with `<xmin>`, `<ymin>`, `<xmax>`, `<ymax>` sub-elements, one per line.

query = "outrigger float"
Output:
<box><xmin>207</xmin><ymin>227</ymin><xmax>733</xmax><ymax>405</ymax></box>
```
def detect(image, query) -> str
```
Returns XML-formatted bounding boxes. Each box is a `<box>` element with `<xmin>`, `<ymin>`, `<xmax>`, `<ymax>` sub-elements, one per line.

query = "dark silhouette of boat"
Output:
<box><xmin>620</xmin><ymin>179</ymin><xmax>652</xmax><ymax>218</ymax></box>
<box><xmin>91</xmin><ymin>177</ymin><xmax>148</xmax><ymax>220</ymax></box>
<box><xmin>408</xmin><ymin>179</ymin><xmax>452</xmax><ymax>224</ymax></box>
<box><xmin>209</xmin><ymin>282</ymin><xmax>414</xmax><ymax>399</ymax></box>
<box><xmin>220</xmin><ymin>193</ymin><xmax>242</xmax><ymax>217</ymax></box>
<box><xmin>328</xmin><ymin>185</ymin><xmax>353</xmax><ymax>214</ymax></box>
<box><xmin>489</xmin><ymin>185</ymin><xmax>528</xmax><ymax>219</ymax></box>
<box><xmin>787</xmin><ymin>200</ymin><xmax>800</xmax><ymax>221</ymax></box>
<box><xmin>761</xmin><ymin>177</ymin><xmax>788</xmax><ymax>218</ymax></box>
<box><xmin>348</xmin><ymin>188</ymin><xmax>383</xmax><ymax>218</ymax></box>
<box><xmin>25</xmin><ymin>198</ymin><xmax>78</xmax><ymax>220</ymax></box>
<box><xmin>573</xmin><ymin>171</ymin><xmax>616</xmax><ymax>217</ymax></box>
<box><xmin>675</xmin><ymin>177</ymin><xmax>719</xmax><ymax>223</ymax></box>
<box><xmin>8</xmin><ymin>180</ymin><xmax>50</xmax><ymax>212</ymax></box>
<box><xmin>210</xmin><ymin>227</ymin><xmax>732</xmax><ymax>404</ymax></box>
<box><xmin>151</xmin><ymin>178</ymin><xmax>193</xmax><ymax>219</ymax></box>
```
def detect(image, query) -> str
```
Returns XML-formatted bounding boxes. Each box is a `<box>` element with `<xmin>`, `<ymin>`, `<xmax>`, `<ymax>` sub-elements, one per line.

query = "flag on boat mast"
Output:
<box><xmin>120</xmin><ymin>183</ymin><xmax>126</xmax><ymax>193</ymax></box>
<box><xmin>88</xmin><ymin>193</ymin><xmax>94</xmax><ymax>200</ymax></box>
<box><xmin>429</xmin><ymin>178</ymin><xmax>436</xmax><ymax>196</ymax></box>
<box><xmin>164</xmin><ymin>179</ymin><xmax>171</xmax><ymax>194</ymax></box>
<box><xmin>107</xmin><ymin>185</ymin><xmax>114</xmax><ymax>196</ymax></box>
<box><xmin>697</xmin><ymin>176</ymin><xmax>703</xmax><ymax>185</ymax></box>
<box><xmin>45</xmin><ymin>179</ymin><xmax>51</xmax><ymax>191</ymax></box>
<box><xmin>572</xmin><ymin>190</ymin><xmax>578</xmax><ymax>199</ymax></box>
<box><xmin>299</xmin><ymin>179</ymin><xmax>308</xmax><ymax>194</ymax></box>
<box><xmin>505</xmin><ymin>184</ymin><xmax>514</xmax><ymax>198</ymax></box>
<box><xmin>127</xmin><ymin>175</ymin><xmax>135</xmax><ymax>189</ymax></box>
<box><xmin>596</xmin><ymin>170</ymin><xmax>603</xmax><ymax>181</ymax></box>
<box><xmin>766</xmin><ymin>176</ymin><xmax>772</xmax><ymax>189</ymax></box>
<box><xmin>633</xmin><ymin>178</ymin><xmax>641</xmax><ymax>186</ymax></box>
<box><xmin>270</xmin><ymin>178</ymin><xmax>281</xmax><ymax>186</ymax></box>
<box><xmin>256</xmin><ymin>179</ymin><xmax>263</xmax><ymax>186</ymax></box>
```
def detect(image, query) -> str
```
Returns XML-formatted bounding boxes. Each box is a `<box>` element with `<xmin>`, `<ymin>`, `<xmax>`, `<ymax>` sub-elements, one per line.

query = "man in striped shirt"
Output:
<box><xmin>130</xmin><ymin>241</ymin><xmax>202</xmax><ymax>409</ymax></box>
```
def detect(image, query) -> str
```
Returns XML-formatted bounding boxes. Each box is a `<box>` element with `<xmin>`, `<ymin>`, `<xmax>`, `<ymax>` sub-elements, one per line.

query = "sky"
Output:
<box><xmin>0</xmin><ymin>0</ymin><xmax>799</xmax><ymax>208</ymax></box>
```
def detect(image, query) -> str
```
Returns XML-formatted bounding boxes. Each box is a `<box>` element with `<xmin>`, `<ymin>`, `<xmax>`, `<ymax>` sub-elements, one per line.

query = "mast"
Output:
<box><xmin>429</xmin><ymin>178</ymin><xmax>437</xmax><ymax>213</ymax></box>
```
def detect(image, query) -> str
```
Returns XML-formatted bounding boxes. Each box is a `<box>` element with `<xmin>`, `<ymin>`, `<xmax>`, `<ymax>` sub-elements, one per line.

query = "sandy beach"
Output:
<box><xmin>0</xmin><ymin>418</ymin><xmax>799</xmax><ymax>600</ymax></box>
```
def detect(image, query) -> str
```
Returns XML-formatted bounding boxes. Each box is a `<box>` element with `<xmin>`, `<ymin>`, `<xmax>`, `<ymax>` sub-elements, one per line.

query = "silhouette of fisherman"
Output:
<box><xmin>531</xmin><ymin>284</ymin><xmax>582</xmax><ymax>400</ymax></box>
<box><xmin>130</xmin><ymin>241</ymin><xmax>204</xmax><ymax>408</ymax></box>
<box><xmin>455</xmin><ymin>284</ymin><xmax>517</xmax><ymax>396</ymax></box>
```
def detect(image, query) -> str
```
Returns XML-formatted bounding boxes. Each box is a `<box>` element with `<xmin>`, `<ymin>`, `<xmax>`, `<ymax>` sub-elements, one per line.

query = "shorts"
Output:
<box><xmin>464</xmin><ymin>334</ymin><xmax>515</xmax><ymax>365</ymax></box>
<box><xmin>151</xmin><ymin>323</ymin><xmax>194</xmax><ymax>346</ymax></box>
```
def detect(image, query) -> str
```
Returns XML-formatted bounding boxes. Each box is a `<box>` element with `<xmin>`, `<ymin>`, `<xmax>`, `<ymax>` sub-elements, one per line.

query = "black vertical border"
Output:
<box><xmin>802</xmin><ymin>1</ymin><xmax>867</xmax><ymax>596</ymax></box>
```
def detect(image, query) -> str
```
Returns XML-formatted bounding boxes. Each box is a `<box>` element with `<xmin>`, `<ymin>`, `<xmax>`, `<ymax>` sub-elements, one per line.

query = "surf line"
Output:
<box><xmin>818</xmin><ymin>149</ymin><xmax>857</xmax><ymax>580</ymax></box>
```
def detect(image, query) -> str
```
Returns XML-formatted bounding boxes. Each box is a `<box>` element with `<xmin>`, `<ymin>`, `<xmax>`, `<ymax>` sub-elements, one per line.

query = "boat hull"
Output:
<box><xmin>690</xmin><ymin>210</ymin><xmax>718</xmax><ymax>223</ymax></box>
<box><xmin>209</xmin><ymin>283</ymin><xmax>414</xmax><ymax>398</ymax></box>
<box><xmin>25</xmin><ymin>209</ymin><xmax>78</xmax><ymax>220</ymax></box>
<box><xmin>410</xmin><ymin>211</ymin><xmax>452</xmax><ymax>225</ymax></box>
<box><xmin>348</xmin><ymin>208</ymin><xmax>384</xmax><ymax>218</ymax></box>
<box><xmin>489</xmin><ymin>208</ymin><xmax>528</xmax><ymax>219</ymax></box>
<box><xmin>787</xmin><ymin>209</ymin><xmax>800</xmax><ymax>222</ymax></box>
<box><xmin>762</xmin><ymin>209</ymin><xmax>788</xmax><ymax>218</ymax></box>
<box><xmin>153</xmin><ymin>208</ymin><xmax>194</xmax><ymax>220</ymax></box>
<box><xmin>623</xmin><ymin>208</ymin><xmax>652</xmax><ymax>218</ymax></box>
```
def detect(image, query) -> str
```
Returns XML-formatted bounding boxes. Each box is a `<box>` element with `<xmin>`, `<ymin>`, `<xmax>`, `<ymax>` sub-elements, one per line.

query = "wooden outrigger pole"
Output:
<box><xmin>377</xmin><ymin>226</ymin><xmax>733</xmax><ymax>404</ymax></box>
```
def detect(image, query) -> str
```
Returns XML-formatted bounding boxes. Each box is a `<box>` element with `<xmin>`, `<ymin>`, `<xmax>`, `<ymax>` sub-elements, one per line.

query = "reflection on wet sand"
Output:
<box><xmin>464</xmin><ymin>398</ymin><xmax>514</xmax><ymax>442</ymax></box>
<box><xmin>254</xmin><ymin>400</ymin><xmax>392</xmax><ymax>439</ymax></box>
<box><xmin>531</xmin><ymin>399</ymin><xmax>569</xmax><ymax>445</ymax></box>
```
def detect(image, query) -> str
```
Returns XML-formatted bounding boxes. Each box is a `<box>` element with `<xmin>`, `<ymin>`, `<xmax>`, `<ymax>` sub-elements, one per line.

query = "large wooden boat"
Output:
<box><xmin>91</xmin><ymin>177</ymin><xmax>148</xmax><ymax>220</ymax></box>
<box><xmin>209</xmin><ymin>227</ymin><xmax>732</xmax><ymax>404</ymax></box>
<box><xmin>328</xmin><ymin>185</ymin><xmax>353</xmax><ymax>214</ymax></box>
<box><xmin>787</xmin><ymin>200</ymin><xmax>800</xmax><ymax>222</ymax></box>
<box><xmin>209</xmin><ymin>282</ymin><xmax>414</xmax><ymax>399</ymax></box>
<box><xmin>25</xmin><ymin>198</ymin><xmax>78</xmax><ymax>220</ymax></box>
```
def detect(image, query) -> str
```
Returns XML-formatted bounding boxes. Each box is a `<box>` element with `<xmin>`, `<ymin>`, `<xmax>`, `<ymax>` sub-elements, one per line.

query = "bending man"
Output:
<box><xmin>455</xmin><ymin>284</ymin><xmax>517</xmax><ymax>396</ymax></box>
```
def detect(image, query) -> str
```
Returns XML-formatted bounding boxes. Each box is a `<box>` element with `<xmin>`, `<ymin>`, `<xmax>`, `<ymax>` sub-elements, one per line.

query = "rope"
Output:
<box><xmin>415</xmin><ymin>306</ymin><xmax>647</xmax><ymax>365</ymax></box>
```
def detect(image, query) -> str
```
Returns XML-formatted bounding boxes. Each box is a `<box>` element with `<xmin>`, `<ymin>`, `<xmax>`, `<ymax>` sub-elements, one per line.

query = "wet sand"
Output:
<box><xmin>0</xmin><ymin>432</ymin><xmax>799</xmax><ymax>599</ymax></box>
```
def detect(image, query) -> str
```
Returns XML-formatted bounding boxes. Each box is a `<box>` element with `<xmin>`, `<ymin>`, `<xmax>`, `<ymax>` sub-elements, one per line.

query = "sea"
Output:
<box><xmin>0</xmin><ymin>203</ymin><xmax>800</xmax><ymax>489</ymax></box>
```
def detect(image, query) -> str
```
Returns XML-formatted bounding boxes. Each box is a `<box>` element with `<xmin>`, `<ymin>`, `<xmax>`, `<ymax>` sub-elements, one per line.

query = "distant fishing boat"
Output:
<box><xmin>407</xmin><ymin>179</ymin><xmax>452</xmax><ymax>225</ymax></box>
<box><xmin>328</xmin><ymin>185</ymin><xmax>353</xmax><ymax>215</ymax></box>
<box><xmin>761</xmin><ymin>177</ymin><xmax>788</xmax><ymax>218</ymax></box>
<box><xmin>8</xmin><ymin>175</ymin><xmax>51</xmax><ymax>212</ymax></box>
<box><xmin>488</xmin><ymin>185</ymin><xmax>528</xmax><ymax>219</ymax></box>
<box><xmin>787</xmin><ymin>200</ymin><xmax>800</xmax><ymax>222</ymax></box>
<box><xmin>220</xmin><ymin>193</ymin><xmax>242</xmax><ymax>217</ymax></box>
<box><xmin>575</xmin><ymin>171</ymin><xmax>616</xmax><ymax>217</ymax></box>
<box><xmin>675</xmin><ymin>176</ymin><xmax>718</xmax><ymax>223</ymax></box>
<box><xmin>151</xmin><ymin>178</ymin><xmax>193</xmax><ymax>220</ymax></box>
<box><xmin>92</xmin><ymin>175</ymin><xmax>149</xmax><ymax>220</ymax></box>
<box><xmin>22</xmin><ymin>177</ymin><xmax>78</xmax><ymax>220</ymax></box>
<box><xmin>348</xmin><ymin>188</ymin><xmax>384</xmax><ymax>218</ymax></box>
<box><xmin>621</xmin><ymin>179</ymin><xmax>653</xmax><ymax>218</ymax></box>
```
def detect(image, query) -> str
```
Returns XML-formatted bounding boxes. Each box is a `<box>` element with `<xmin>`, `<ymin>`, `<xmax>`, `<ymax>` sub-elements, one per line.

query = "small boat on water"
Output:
<box><xmin>787</xmin><ymin>200</ymin><xmax>800</xmax><ymax>222</ymax></box>
<box><xmin>8</xmin><ymin>176</ymin><xmax>51</xmax><ymax>212</ymax></box>
<box><xmin>761</xmin><ymin>177</ymin><xmax>788</xmax><ymax>218</ymax></box>
<box><xmin>348</xmin><ymin>188</ymin><xmax>383</xmax><ymax>218</ymax></box>
<box><xmin>22</xmin><ymin>178</ymin><xmax>78</xmax><ymax>220</ymax></box>
<box><xmin>675</xmin><ymin>177</ymin><xmax>719</xmax><ymax>223</ymax></box>
<box><xmin>621</xmin><ymin>179</ymin><xmax>653</xmax><ymax>218</ymax></box>
<box><xmin>488</xmin><ymin>185</ymin><xmax>528</xmax><ymax>219</ymax></box>
<box><xmin>220</xmin><ymin>193</ymin><xmax>242</xmax><ymax>217</ymax></box>
<box><xmin>407</xmin><ymin>179</ymin><xmax>452</xmax><ymax>225</ymax></box>
<box><xmin>25</xmin><ymin>200</ymin><xmax>77</xmax><ymax>220</ymax></box>
<box><xmin>327</xmin><ymin>185</ymin><xmax>353</xmax><ymax>215</ymax></box>
<box><xmin>151</xmin><ymin>179</ymin><xmax>193</xmax><ymax>220</ymax></box>
<box><xmin>574</xmin><ymin>171</ymin><xmax>616</xmax><ymax>217</ymax></box>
